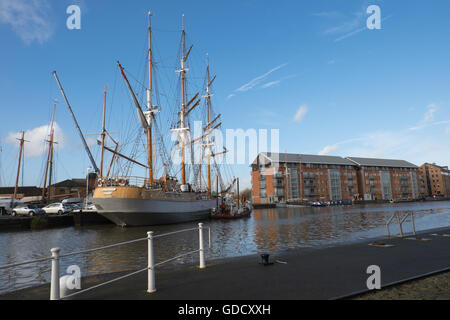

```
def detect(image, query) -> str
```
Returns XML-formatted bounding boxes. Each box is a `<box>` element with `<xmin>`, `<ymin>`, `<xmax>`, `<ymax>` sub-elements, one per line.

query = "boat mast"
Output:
<box><xmin>13</xmin><ymin>131</ymin><xmax>26</xmax><ymax>199</ymax></box>
<box><xmin>100</xmin><ymin>85</ymin><xmax>107</xmax><ymax>178</ymax></box>
<box><xmin>146</xmin><ymin>11</ymin><xmax>154</xmax><ymax>185</ymax></box>
<box><xmin>205</xmin><ymin>54</ymin><xmax>212</xmax><ymax>197</ymax></box>
<box><xmin>180</xmin><ymin>14</ymin><xmax>187</xmax><ymax>185</ymax></box>
<box><xmin>42</xmin><ymin>101</ymin><xmax>57</xmax><ymax>201</ymax></box>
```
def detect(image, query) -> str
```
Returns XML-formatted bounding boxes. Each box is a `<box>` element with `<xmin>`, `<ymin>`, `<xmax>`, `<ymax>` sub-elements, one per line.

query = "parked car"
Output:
<box><xmin>84</xmin><ymin>202</ymin><xmax>98</xmax><ymax>212</ymax></box>
<box><xmin>67</xmin><ymin>203</ymin><xmax>83</xmax><ymax>213</ymax></box>
<box><xmin>11</xmin><ymin>204</ymin><xmax>45</xmax><ymax>217</ymax></box>
<box><xmin>68</xmin><ymin>202</ymin><xmax>97</xmax><ymax>213</ymax></box>
<box><xmin>42</xmin><ymin>203</ymin><xmax>73</xmax><ymax>215</ymax></box>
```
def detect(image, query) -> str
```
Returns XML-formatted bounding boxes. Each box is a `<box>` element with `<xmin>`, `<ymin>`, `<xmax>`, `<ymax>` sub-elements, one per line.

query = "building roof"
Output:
<box><xmin>346</xmin><ymin>157</ymin><xmax>418</xmax><ymax>168</ymax></box>
<box><xmin>253</xmin><ymin>153</ymin><xmax>356</xmax><ymax>166</ymax></box>
<box><xmin>422</xmin><ymin>163</ymin><xmax>449</xmax><ymax>171</ymax></box>
<box><xmin>0</xmin><ymin>186</ymin><xmax>42</xmax><ymax>197</ymax></box>
<box><xmin>50</xmin><ymin>179</ymin><xmax>86</xmax><ymax>188</ymax></box>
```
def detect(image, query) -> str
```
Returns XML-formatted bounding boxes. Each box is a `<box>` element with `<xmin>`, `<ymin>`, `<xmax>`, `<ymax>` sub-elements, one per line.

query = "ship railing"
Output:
<box><xmin>386</xmin><ymin>211</ymin><xmax>416</xmax><ymax>238</ymax></box>
<box><xmin>0</xmin><ymin>223</ymin><xmax>212</xmax><ymax>300</ymax></box>
<box><xmin>97</xmin><ymin>176</ymin><xmax>147</xmax><ymax>188</ymax></box>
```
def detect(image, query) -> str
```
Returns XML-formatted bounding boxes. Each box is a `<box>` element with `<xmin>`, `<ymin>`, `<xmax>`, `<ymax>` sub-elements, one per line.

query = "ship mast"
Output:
<box><xmin>13</xmin><ymin>131</ymin><xmax>26</xmax><ymax>199</ymax></box>
<box><xmin>146</xmin><ymin>11</ymin><xmax>154</xmax><ymax>185</ymax></box>
<box><xmin>100</xmin><ymin>85</ymin><xmax>107</xmax><ymax>178</ymax></box>
<box><xmin>172</xmin><ymin>14</ymin><xmax>199</xmax><ymax>188</ymax></box>
<box><xmin>42</xmin><ymin>101</ymin><xmax>57</xmax><ymax>201</ymax></box>
<box><xmin>180</xmin><ymin>14</ymin><xmax>187</xmax><ymax>185</ymax></box>
<box><xmin>205</xmin><ymin>54</ymin><xmax>212</xmax><ymax>197</ymax></box>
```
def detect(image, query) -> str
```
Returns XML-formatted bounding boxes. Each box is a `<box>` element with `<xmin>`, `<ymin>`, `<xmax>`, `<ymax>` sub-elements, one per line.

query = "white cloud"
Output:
<box><xmin>4</xmin><ymin>123</ymin><xmax>67</xmax><ymax>158</ymax></box>
<box><xmin>409</xmin><ymin>104</ymin><xmax>449</xmax><ymax>131</ymax></box>
<box><xmin>236</xmin><ymin>63</ymin><xmax>287</xmax><ymax>93</ymax></box>
<box><xmin>226</xmin><ymin>63</ymin><xmax>288</xmax><ymax>99</ymax></box>
<box><xmin>326</xmin><ymin>127</ymin><xmax>450</xmax><ymax>167</ymax></box>
<box><xmin>261</xmin><ymin>81</ymin><xmax>280</xmax><ymax>89</ymax></box>
<box><xmin>294</xmin><ymin>105</ymin><xmax>308</xmax><ymax>123</ymax></box>
<box><xmin>424</xmin><ymin>103</ymin><xmax>438</xmax><ymax>123</ymax></box>
<box><xmin>318</xmin><ymin>145</ymin><xmax>338</xmax><ymax>156</ymax></box>
<box><xmin>314</xmin><ymin>6</ymin><xmax>393</xmax><ymax>43</ymax></box>
<box><xmin>0</xmin><ymin>0</ymin><xmax>54</xmax><ymax>44</ymax></box>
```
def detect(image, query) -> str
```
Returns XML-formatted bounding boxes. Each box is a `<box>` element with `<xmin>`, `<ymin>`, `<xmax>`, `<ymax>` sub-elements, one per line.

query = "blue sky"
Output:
<box><xmin>1</xmin><ymin>0</ymin><xmax>450</xmax><ymax>189</ymax></box>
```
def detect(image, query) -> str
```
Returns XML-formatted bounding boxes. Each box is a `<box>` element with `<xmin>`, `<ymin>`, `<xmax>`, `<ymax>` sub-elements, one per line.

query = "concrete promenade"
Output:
<box><xmin>2</xmin><ymin>227</ymin><xmax>449</xmax><ymax>300</ymax></box>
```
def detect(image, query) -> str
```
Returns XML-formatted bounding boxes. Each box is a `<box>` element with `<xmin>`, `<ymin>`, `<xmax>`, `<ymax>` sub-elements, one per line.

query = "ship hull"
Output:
<box><xmin>93</xmin><ymin>197</ymin><xmax>216</xmax><ymax>227</ymax></box>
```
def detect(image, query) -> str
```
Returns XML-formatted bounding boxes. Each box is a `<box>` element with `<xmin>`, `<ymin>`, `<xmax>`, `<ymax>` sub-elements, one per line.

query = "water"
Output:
<box><xmin>1</xmin><ymin>201</ymin><xmax>449</xmax><ymax>294</ymax></box>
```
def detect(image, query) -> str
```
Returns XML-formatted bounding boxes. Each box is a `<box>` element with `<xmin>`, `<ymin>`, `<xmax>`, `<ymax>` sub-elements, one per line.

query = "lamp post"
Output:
<box><xmin>85</xmin><ymin>166</ymin><xmax>92</xmax><ymax>209</ymax></box>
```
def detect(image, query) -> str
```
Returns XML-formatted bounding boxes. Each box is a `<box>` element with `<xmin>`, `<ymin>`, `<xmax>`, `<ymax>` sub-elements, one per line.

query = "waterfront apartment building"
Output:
<box><xmin>346</xmin><ymin>157</ymin><xmax>426</xmax><ymax>201</ymax></box>
<box><xmin>251</xmin><ymin>153</ymin><xmax>425</xmax><ymax>205</ymax></box>
<box><xmin>419</xmin><ymin>163</ymin><xmax>450</xmax><ymax>197</ymax></box>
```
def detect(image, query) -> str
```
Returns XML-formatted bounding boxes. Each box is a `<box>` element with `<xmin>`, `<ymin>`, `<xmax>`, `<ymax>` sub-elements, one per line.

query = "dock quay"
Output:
<box><xmin>0</xmin><ymin>213</ymin><xmax>112</xmax><ymax>231</ymax></box>
<box><xmin>1</xmin><ymin>226</ymin><xmax>449</xmax><ymax>300</ymax></box>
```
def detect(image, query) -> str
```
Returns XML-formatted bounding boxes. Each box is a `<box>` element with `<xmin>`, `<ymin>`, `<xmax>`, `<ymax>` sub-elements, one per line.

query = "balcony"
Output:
<box><xmin>273</xmin><ymin>172</ymin><xmax>283</xmax><ymax>179</ymax></box>
<box><xmin>273</xmin><ymin>181</ymin><xmax>284</xmax><ymax>188</ymax></box>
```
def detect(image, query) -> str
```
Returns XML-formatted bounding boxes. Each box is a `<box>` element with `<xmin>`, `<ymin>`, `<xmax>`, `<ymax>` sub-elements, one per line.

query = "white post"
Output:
<box><xmin>50</xmin><ymin>248</ymin><xmax>60</xmax><ymax>300</ymax></box>
<box><xmin>396</xmin><ymin>213</ymin><xmax>404</xmax><ymax>238</ymax></box>
<box><xmin>85</xmin><ymin>166</ymin><xmax>92</xmax><ymax>209</ymax></box>
<box><xmin>147</xmin><ymin>231</ymin><xmax>156</xmax><ymax>293</ymax></box>
<box><xmin>411</xmin><ymin>212</ymin><xmax>416</xmax><ymax>236</ymax></box>
<box><xmin>208</xmin><ymin>227</ymin><xmax>212</xmax><ymax>249</ymax></box>
<box><xmin>198</xmin><ymin>223</ymin><xmax>206</xmax><ymax>269</ymax></box>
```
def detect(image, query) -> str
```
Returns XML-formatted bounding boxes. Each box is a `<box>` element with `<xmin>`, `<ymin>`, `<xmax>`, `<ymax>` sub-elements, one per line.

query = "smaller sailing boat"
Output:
<box><xmin>211</xmin><ymin>178</ymin><xmax>252</xmax><ymax>220</ymax></box>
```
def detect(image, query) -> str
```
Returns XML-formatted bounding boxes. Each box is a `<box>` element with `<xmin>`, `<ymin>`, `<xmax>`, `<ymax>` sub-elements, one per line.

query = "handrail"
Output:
<box><xmin>60</xmin><ymin>237</ymin><xmax>148</xmax><ymax>258</ymax></box>
<box><xmin>386</xmin><ymin>211</ymin><xmax>416</xmax><ymax>238</ymax></box>
<box><xmin>62</xmin><ymin>267</ymin><xmax>149</xmax><ymax>299</ymax></box>
<box><xmin>0</xmin><ymin>224</ymin><xmax>212</xmax><ymax>300</ymax></box>
<box><xmin>0</xmin><ymin>256</ymin><xmax>54</xmax><ymax>270</ymax></box>
<box><xmin>60</xmin><ymin>224</ymin><xmax>209</xmax><ymax>299</ymax></box>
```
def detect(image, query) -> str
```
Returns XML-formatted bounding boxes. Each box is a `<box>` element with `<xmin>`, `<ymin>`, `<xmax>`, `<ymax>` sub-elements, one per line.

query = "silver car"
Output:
<box><xmin>11</xmin><ymin>204</ymin><xmax>46</xmax><ymax>217</ymax></box>
<box><xmin>42</xmin><ymin>203</ymin><xmax>73</xmax><ymax>215</ymax></box>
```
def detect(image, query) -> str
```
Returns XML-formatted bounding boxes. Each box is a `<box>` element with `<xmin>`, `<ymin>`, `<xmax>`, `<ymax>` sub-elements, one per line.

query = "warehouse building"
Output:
<box><xmin>419</xmin><ymin>163</ymin><xmax>450</xmax><ymax>198</ymax></box>
<box><xmin>251</xmin><ymin>153</ymin><xmax>426</xmax><ymax>205</ymax></box>
<box><xmin>346</xmin><ymin>157</ymin><xmax>426</xmax><ymax>201</ymax></box>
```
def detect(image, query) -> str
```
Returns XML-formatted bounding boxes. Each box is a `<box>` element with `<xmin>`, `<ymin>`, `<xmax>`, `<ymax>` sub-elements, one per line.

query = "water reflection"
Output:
<box><xmin>1</xmin><ymin>201</ymin><xmax>449</xmax><ymax>294</ymax></box>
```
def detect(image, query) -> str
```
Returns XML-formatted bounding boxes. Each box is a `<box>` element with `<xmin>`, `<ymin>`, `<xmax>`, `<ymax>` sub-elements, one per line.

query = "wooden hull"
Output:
<box><xmin>92</xmin><ymin>186</ymin><xmax>216</xmax><ymax>227</ymax></box>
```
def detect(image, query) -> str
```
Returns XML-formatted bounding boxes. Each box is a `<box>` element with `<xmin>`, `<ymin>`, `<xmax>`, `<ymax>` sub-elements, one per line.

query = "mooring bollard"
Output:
<box><xmin>50</xmin><ymin>248</ymin><xmax>60</xmax><ymax>300</ymax></box>
<box><xmin>198</xmin><ymin>223</ymin><xmax>205</xmax><ymax>269</ymax></box>
<box><xmin>147</xmin><ymin>231</ymin><xmax>156</xmax><ymax>293</ymax></box>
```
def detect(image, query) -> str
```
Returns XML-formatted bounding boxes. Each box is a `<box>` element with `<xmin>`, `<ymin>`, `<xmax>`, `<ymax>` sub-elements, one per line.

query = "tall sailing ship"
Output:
<box><xmin>91</xmin><ymin>13</ymin><xmax>226</xmax><ymax>227</ymax></box>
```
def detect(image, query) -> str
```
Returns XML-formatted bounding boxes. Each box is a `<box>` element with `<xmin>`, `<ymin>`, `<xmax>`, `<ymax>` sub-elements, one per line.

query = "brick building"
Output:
<box><xmin>251</xmin><ymin>153</ymin><xmax>425</xmax><ymax>205</ymax></box>
<box><xmin>346</xmin><ymin>157</ymin><xmax>426</xmax><ymax>201</ymax></box>
<box><xmin>419</xmin><ymin>163</ymin><xmax>450</xmax><ymax>198</ymax></box>
<box><xmin>0</xmin><ymin>186</ymin><xmax>42</xmax><ymax>200</ymax></box>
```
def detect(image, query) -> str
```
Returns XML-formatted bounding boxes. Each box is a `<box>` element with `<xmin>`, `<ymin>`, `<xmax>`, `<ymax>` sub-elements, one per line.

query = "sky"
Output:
<box><xmin>0</xmin><ymin>0</ymin><xmax>450</xmax><ymax>190</ymax></box>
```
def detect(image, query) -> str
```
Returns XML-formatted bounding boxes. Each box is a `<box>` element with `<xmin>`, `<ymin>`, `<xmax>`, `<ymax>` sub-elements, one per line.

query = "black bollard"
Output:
<box><xmin>260</xmin><ymin>253</ymin><xmax>274</xmax><ymax>266</ymax></box>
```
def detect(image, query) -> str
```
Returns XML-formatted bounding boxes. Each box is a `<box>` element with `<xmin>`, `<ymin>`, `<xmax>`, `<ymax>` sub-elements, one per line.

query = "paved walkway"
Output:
<box><xmin>2</xmin><ymin>227</ymin><xmax>450</xmax><ymax>300</ymax></box>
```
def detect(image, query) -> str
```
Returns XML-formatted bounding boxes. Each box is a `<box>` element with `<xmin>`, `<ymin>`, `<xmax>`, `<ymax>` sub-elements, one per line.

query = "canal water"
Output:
<box><xmin>1</xmin><ymin>201</ymin><xmax>449</xmax><ymax>295</ymax></box>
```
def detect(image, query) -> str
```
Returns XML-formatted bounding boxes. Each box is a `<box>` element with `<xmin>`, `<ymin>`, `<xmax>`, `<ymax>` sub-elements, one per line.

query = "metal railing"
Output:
<box><xmin>0</xmin><ymin>223</ymin><xmax>211</xmax><ymax>300</ymax></box>
<box><xmin>386</xmin><ymin>211</ymin><xmax>416</xmax><ymax>238</ymax></box>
